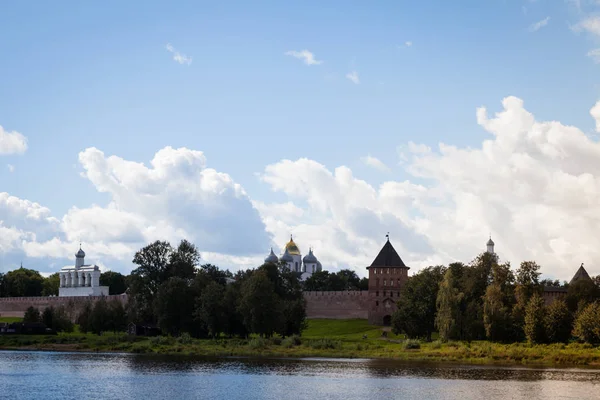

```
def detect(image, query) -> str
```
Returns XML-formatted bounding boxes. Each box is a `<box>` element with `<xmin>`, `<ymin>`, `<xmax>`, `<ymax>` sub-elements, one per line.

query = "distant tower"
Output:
<box><xmin>486</xmin><ymin>235</ymin><xmax>495</xmax><ymax>254</ymax></box>
<box><xmin>75</xmin><ymin>244</ymin><xmax>86</xmax><ymax>268</ymax></box>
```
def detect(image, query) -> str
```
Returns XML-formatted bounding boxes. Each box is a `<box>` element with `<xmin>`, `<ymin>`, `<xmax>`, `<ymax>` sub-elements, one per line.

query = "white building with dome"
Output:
<box><xmin>264</xmin><ymin>235</ymin><xmax>323</xmax><ymax>281</ymax></box>
<box><xmin>58</xmin><ymin>246</ymin><xmax>109</xmax><ymax>297</ymax></box>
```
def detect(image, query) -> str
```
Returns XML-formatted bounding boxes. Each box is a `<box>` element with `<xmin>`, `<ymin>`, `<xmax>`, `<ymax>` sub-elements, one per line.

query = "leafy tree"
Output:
<box><xmin>165</xmin><ymin>239</ymin><xmax>200</xmax><ymax>281</ymax></box>
<box><xmin>198</xmin><ymin>264</ymin><xmax>233</xmax><ymax>286</ymax></box>
<box><xmin>100</xmin><ymin>271</ymin><xmax>128</xmax><ymax>295</ymax></box>
<box><xmin>524</xmin><ymin>293</ymin><xmax>546</xmax><ymax>344</ymax></box>
<box><xmin>280</xmin><ymin>297</ymin><xmax>307</xmax><ymax>337</ymax></box>
<box><xmin>42</xmin><ymin>273</ymin><xmax>60</xmax><ymax>296</ymax></box>
<box><xmin>90</xmin><ymin>297</ymin><xmax>110</xmax><ymax>335</ymax></box>
<box><xmin>154</xmin><ymin>277</ymin><xmax>195</xmax><ymax>336</ymax></box>
<box><xmin>195</xmin><ymin>281</ymin><xmax>226</xmax><ymax>338</ymax></box>
<box><xmin>77</xmin><ymin>301</ymin><xmax>93</xmax><ymax>333</ymax></box>
<box><xmin>3</xmin><ymin>267</ymin><xmax>44</xmax><ymax>297</ymax></box>
<box><xmin>131</xmin><ymin>240</ymin><xmax>173</xmax><ymax>295</ymax></box>
<box><xmin>392</xmin><ymin>265</ymin><xmax>445</xmax><ymax>340</ymax></box>
<box><xmin>52</xmin><ymin>305</ymin><xmax>74</xmax><ymax>333</ymax></box>
<box><xmin>572</xmin><ymin>302</ymin><xmax>600</xmax><ymax>344</ymax></box>
<box><xmin>107</xmin><ymin>298</ymin><xmax>127</xmax><ymax>333</ymax></box>
<box><xmin>221</xmin><ymin>281</ymin><xmax>248</xmax><ymax>338</ymax></box>
<box><xmin>238</xmin><ymin>270</ymin><xmax>281</xmax><ymax>337</ymax></box>
<box><xmin>42</xmin><ymin>306</ymin><xmax>54</xmax><ymax>328</ymax></box>
<box><xmin>566</xmin><ymin>279</ymin><xmax>600</xmax><ymax>313</ymax></box>
<box><xmin>23</xmin><ymin>306</ymin><xmax>40</xmax><ymax>323</ymax></box>
<box><xmin>545</xmin><ymin>299</ymin><xmax>573</xmax><ymax>343</ymax></box>
<box><xmin>436</xmin><ymin>267</ymin><xmax>463</xmax><ymax>342</ymax></box>
<box><xmin>483</xmin><ymin>262</ymin><xmax>515</xmax><ymax>342</ymax></box>
<box><xmin>539</xmin><ymin>279</ymin><xmax>562</xmax><ymax>288</ymax></box>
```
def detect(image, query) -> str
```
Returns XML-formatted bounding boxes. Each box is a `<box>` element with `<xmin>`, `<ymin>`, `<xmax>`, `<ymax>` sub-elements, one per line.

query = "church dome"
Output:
<box><xmin>281</xmin><ymin>248</ymin><xmax>293</xmax><ymax>262</ymax></box>
<box><xmin>265</xmin><ymin>248</ymin><xmax>279</xmax><ymax>264</ymax></box>
<box><xmin>316</xmin><ymin>260</ymin><xmax>322</xmax><ymax>272</ymax></box>
<box><xmin>284</xmin><ymin>235</ymin><xmax>301</xmax><ymax>256</ymax></box>
<box><xmin>76</xmin><ymin>247</ymin><xmax>85</xmax><ymax>258</ymax></box>
<box><xmin>303</xmin><ymin>248</ymin><xmax>317</xmax><ymax>264</ymax></box>
<box><xmin>487</xmin><ymin>237</ymin><xmax>495</xmax><ymax>246</ymax></box>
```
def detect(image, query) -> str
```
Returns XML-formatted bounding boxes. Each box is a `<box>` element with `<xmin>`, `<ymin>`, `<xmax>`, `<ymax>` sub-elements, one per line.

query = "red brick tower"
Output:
<box><xmin>367</xmin><ymin>235</ymin><xmax>410</xmax><ymax>325</ymax></box>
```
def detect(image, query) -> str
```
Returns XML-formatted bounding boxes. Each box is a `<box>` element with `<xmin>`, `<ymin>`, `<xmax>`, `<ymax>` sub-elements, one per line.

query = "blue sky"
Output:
<box><xmin>1</xmin><ymin>0</ymin><xmax>600</xmax><ymax>280</ymax></box>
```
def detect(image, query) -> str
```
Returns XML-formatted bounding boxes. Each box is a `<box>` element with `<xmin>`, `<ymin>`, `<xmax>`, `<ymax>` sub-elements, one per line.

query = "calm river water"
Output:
<box><xmin>0</xmin><ymin>350</ymin><xmax>599</xmax><ymax>399</ymax></box>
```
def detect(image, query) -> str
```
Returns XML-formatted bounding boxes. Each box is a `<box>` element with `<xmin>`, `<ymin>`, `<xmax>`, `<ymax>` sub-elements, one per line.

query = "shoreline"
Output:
<box><xmin>1</xmin><ymin>338</ymin><xmax>600</xmax><ymax>369</ymax></box>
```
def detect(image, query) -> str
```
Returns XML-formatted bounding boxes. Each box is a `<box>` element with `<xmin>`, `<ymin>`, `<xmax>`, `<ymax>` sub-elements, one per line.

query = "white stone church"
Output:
<box><xmin>58</xmin><ymin>246</ymin><xmax>109</xmax><ymax>297</ymax></box>
<box><xmin>264</xmin><ymin>235</ymin><xmax>323</xmax><ymax>281</ymax></box>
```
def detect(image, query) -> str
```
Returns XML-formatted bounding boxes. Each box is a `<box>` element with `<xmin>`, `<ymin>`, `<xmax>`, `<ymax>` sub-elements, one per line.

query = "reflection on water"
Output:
<box><xmin>0</xmin><ymin>351</ymin><xmax>598</xmax><ymax>400</ymax></box>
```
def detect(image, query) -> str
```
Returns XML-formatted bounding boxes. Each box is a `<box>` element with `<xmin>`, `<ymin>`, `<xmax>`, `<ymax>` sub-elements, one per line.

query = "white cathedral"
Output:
<box><xmin>58</xmin><ymin>245</ymin><xmax>109</xmax><ymax>297</ymax></box>
<box><xmin>264</xmin><ymin>235</ymin><xmax>323</xmax><ymax>281</ymax></box>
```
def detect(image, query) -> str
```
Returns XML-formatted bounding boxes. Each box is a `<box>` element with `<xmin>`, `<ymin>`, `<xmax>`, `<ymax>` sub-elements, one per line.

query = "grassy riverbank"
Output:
<box><xmin>1</xmin><ymin>318</ymin><xmax>600</xmax><ymax>366</ymax></box>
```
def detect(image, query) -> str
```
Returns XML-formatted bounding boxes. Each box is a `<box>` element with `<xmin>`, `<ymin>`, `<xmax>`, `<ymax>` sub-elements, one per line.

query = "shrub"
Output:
<box><xmin>150</xmin><ymin>336</ymin><xmax>172</xmax><ymax>346</ymax></box>
<box><xmin>545</xmin><ymin>299</ymin><xmax>573</xmax><ymax>343</ymax></box>
<box><xmin>282</xmin><ymin>335</ymin><xmax>302</xmax><ymax>348</ymax></box>
<box><xmin>307</xmin><ymin>339</ymin><xmax>341</xmax><ymax>350</ymax></box>
<box><xmin>524</xmin><ymin>294</ymin><xmax>546</xmax><ymax>344</ymax></box>
<box><xmin>403</xmin><ymin>339</ymin><xmax>421</xmax><ymax>350</ymax></box>
<box><xmin>269</xmin><ymin>337</ymin><xmax>282</xmax><ymax>346</ymax></box>
<box><xmin>249</xmin><ymin>337</ymin><xmax>268</xmax><ymax>349</ymax></box>
<box><xmin>572</xmin><ymin>302</ymin><xmax>600</xmax><ymax>344</ymax></box>
<box><xmin>177</xmin><ymin>332</ymin><xmax>192</xmax><ymax>345</ymax></box>
<box><xmin>23</xmin><ymin>307</ymin><xmax>40</xmax><ymax>323</ymax></box>
<box><xmin>430</xmin><ymin>340</ymin><xmax>442</xmax><ymax>349</ymax></box>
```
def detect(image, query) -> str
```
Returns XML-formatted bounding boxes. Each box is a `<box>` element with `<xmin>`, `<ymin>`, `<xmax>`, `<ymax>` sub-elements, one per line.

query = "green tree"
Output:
<box><xmin>238</xmin><ymin>270</ymin><xmax>281</xmax><ymax>337</ymax></box>
<box><xmin>483</xmin><ymin>261</ymin><xmax>515</xmax><ymax>342</ymax></box>
<box><xmin>107</xmin><ymin>298</ymin><xmax>127</xmax><ymax>333</ymax></box>
<box><xmin>436</xmin><ymin>267</ymin><xmax>463</xmax><ymax>342</ymax></box>
<box><xmin>280</xmin><ymin>297</ymin><xmax>307</xmax><ymax>337</ymax></box>
<box><xmin>221</xmin><ymin>281</ymin><xmax>247</xmax><ymax>338</ymax></box>
<box><xmin>165</xmin><ymin>239</ymin><xmax>200</xmax><ymax>281</ymax></box>
<box><xmin>100</xmin><ymin>271</ymin><xmax>128</xmax><ymax>295</ymax></box>
<box><xmin>42</xmin><ymin>273</ymin><xmax>60</xmax><ymax>296</ymax></box>
<box><xmin>195</xmin><ymin>281</ymin><xmax>226</xmax><ymax>338</ymax></box>
<box><xmin>52</xmin><ymin>305</ymin><xmax>74</xmax><ymax>333</ymax></box>
<box><xmin>131</xmin><ymin>240</ymin><xmax>173</xmax><ymax>295</ymax></box>
<box><xmin>3</xmin><ymin>267</ymin><xmax>44</xmax><ymax>297</ymax></box>
<box><xmin>23</xmin><ymin>306</ymin><xmax>40</xmax><ymax>323</ymax></box>
<box><xmin>524</xmin><ymin>293</ymin><xmax>546</xmax><ymax>344</ymax></box>
<box><xmin>42</xmin><ymin>306</ymin><xmax>54</xmax><ymax>328</ymax></box>
<box><xmin>90</xmin><ymin>297</ymin><xmax>110</xmax><ymax>335</ymax></box>
<box><xmin>544</xmin><ymin>299</ymin><xmax>573</xmax><ymax>343</ymax></box>
<box><xmin>77</xmin><ymin>301</ymin><xmax>93</xmax><ymax>333</ymax></box>
<box><xmin>392</xmin><ymin>265</ymin><xmax>445</xmax><ymax>340</ymax></box>
<box><xmin>572</xmin><ymin>302</ymin><xmax>600</xmax><ymax>344</ymax></box>
<box><xmin>154</xmin><ymin>277</ymin><xmax>195</xmax><ymax>336</ymax></box>
<box><xmin>566</xmin><ymin>279</ymin><xmax>600</xmax><ymax>313</ymax></box>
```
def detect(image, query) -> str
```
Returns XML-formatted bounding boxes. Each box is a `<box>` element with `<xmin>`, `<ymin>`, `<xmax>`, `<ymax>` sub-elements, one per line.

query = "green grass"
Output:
<box><xmin>0</xmin><ymin>319</ymin><xmax>599</xmax><ymax>367</ymax></box>
<box><xmin>0</xmin><ymin>317</ymin><xmax>23</xmax><ymax>323</ymax></box>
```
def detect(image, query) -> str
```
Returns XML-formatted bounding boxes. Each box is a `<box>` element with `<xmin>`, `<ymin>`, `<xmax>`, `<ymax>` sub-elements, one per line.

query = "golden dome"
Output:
<box><xmin>284</xmin><ymin>235</ymin><xmax>301</xmax><ymax>256</ymax></box>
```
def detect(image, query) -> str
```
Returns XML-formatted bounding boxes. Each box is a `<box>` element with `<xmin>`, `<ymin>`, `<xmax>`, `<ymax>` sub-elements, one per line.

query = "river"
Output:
<box><xmin>0</xmin><ymin>351</ymin><xmax>598</xmax><ymax>399</ymax></box>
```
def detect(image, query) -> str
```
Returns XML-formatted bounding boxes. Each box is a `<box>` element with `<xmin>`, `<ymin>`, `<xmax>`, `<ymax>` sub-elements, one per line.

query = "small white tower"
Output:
<box><xmin>75</xmin><ymin>245</ymin><xmax>85</xmax><ymax>268</ymax></box>
<box><xmin>486</xmin><ymin>235</ymin><xmax>495</xmax><ymax>254</ymax></box>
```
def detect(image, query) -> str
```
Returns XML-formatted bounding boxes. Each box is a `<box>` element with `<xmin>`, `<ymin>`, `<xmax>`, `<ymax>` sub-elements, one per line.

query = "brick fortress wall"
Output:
<box><xmin>0</xmin><ymin>295</ymin><xmax>128</xmax><ymax>319</ymax></box>
<box><xmin>303</xmin><ymin>291</ymin><xmax>369</xmax><ymax>319</ymax></box>
<box><xmin>0</xmin><ymin>291</ymin><xmax>368</xmax><ymax>321</ymax></box>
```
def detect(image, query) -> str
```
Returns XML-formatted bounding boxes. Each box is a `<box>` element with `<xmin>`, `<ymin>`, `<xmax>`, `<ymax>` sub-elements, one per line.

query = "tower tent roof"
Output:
<box><xmin>570</xmin><ymin>264</ymin><xmax>592</xmax><ymax>285</ymax></box>
<box><xmin>369</xmin><ymin>239</ymin><xmax>408</xmax><ymax>268</ymax></box>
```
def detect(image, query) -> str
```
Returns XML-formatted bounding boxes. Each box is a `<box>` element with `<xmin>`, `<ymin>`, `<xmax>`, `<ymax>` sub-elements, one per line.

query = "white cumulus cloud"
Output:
<box><xmin>361</xmin><ymin>155</ymin><xmax>390</xmax><ymax>172</ymax></box>
<box><xmin>529</xmin><ymin>16</ymin><xmax>550</xmax><ymax>32</ymax></box>
<box><xmin>284</xmin><ymin>50</ymin><xmax>323</xmax><ymax>66</ymax></box>
<box><xmin>165</xmin><ymin>43</ymin><xmax>192</xmax><ymax>65</ymax></box>
<box><xmin>346</xmin><ymin>71</ymin><xmax>360</xmax><ymax>84</ymax></box>
<box><xmin>255</xmin><ymin>97</ymin><xmax>600</xmax><ymax>281</ymax></box>
<box><xmin>0</xmin><ymin>126</ymin><xmax>28</xmax><ymax>155</ymax></box>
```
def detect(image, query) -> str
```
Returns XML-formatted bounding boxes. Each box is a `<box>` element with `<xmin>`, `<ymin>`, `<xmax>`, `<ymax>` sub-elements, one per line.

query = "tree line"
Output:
<box><xmin>13</xmin><ymin>240</ymin><xmax>309</xmax><ymax>338</ymax></box>
<box><xmin>392</xmin><ymin>252</ymin><xmax>600</xmax><ymax>344</ymax></box>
